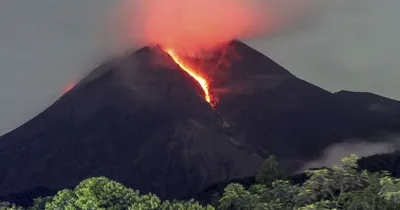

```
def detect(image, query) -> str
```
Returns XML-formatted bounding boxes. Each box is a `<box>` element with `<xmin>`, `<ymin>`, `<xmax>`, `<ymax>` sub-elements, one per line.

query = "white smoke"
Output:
<box><xmin>298</xmin><ymin>134</ymin><xmax>400</xmax><ymax>173</ymax></box>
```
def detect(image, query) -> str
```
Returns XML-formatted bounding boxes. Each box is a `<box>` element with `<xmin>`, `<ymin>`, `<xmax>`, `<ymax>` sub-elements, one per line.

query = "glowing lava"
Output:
<box><xmin>165</xmin><ymin>48</ymin><xmax>213</xmax><ymax>106</ymax></box>
<box><xmin>63</xmin><ymin>82</ymin><xmax>75</xmax><ymax>94</ymax></box>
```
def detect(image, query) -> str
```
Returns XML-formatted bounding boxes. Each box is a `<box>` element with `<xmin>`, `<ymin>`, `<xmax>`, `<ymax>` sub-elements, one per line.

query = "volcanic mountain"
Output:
<box><xmin>1</xmin><ymin>40</ymin><xmax>400</xmax><ymax>203</ymax></box>
<box><xmin>0</xmin><ymin>45</ymin><xmax>263</xmax><ymax>200</ymax></box>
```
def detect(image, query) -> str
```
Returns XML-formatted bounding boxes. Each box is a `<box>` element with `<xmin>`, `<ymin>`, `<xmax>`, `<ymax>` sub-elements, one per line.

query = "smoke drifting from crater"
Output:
<box><xmin>109</xmin><ymin>0</ymin><xmax>314</xmax><ymax>54</ymax></box>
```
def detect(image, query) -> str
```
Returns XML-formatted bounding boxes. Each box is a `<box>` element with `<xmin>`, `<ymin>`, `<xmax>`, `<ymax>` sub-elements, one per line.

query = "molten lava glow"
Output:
<box><xmin>115</xmin><ymin>0</ymin><xmax>273</xmax><ymax>53</ymax></box>
<box><xmin>63</xmin><ymin>82</ymin><xmax>75</xmax><ymax>94</ymax></box>
<box><xmin>165</xmin><ymin>48</ymin><xmax>212</xmax><ymax>105</ymax></box>
<box><xmin>111</xmin><ymin>0</ymin><xmax>315</xmax><ymax>107</ymax></box>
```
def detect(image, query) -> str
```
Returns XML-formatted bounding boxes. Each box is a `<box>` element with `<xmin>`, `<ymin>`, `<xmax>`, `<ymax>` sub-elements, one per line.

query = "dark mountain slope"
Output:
<box><xmin>209</xmin><ymin>41</ymin><xmax>400</xmax><ymax>169</ymax></box>
<box><xmin>0</xmin><ymin>46</ymin><xmax>262</xmax><ymax>200</ymax></box>
<box><xmin>335</xmin><ymin>90</ymin><xmax>400</xmax><ymax>117</ymax></box>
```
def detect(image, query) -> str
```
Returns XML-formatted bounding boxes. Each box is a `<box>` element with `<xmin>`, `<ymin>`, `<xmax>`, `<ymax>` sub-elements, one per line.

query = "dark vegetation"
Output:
<box><xmin>194</xmin><ymin>152</ymin><xmax>400</xmax><ymax>205</ymax></box>
<box><xmin>2</xmin><ymin>154</ymin><xmax>400</xmax><ymax>210</ymax></box>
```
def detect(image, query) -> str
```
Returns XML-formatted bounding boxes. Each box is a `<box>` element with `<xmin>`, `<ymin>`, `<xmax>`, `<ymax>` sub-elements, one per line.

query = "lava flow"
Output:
<box><xmin>165</xmin><ymin>48</ymin><xmax>213</xmax><ymax>106</ymax></box>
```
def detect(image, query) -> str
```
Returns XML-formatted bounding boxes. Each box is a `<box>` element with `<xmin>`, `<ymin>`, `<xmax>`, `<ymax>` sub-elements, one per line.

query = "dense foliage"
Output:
<box><xmin>2</xmin><ymin>154</ymin><xmax>400</xmax><ymax>210</ymax></box>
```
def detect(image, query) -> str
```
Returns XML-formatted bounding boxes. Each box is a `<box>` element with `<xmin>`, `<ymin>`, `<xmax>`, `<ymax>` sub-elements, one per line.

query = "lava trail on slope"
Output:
<box><xmin>164</xmin><ymin>48</ymin><xmax>215</xmax><ymax>107</ymax></box>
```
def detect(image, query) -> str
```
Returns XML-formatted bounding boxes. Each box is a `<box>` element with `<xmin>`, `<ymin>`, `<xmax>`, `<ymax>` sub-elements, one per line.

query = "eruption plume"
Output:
<box><xmin>114</xmin><ymin>0</ymin><xmax>271</xmax><ymax>53</ymax></box>
<box><xmin>111</xmin><ymin>0</ymin><xmax>315</xmax><ymax>52</ymax></box>
<box><xmin>108</xmin><ymin>0</ymin><xmax>315</xmax><ymax>104</ymax></box>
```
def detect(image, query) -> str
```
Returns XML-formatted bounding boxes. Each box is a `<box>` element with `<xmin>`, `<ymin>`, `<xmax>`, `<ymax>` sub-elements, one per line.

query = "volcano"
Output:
<box><xmin>1</xmin><ymin>40</ymin><xmax>400</xmax><ymax>203</ymax></box>
<box><xmin>0</xmin><ymin>45</ymin><xmax>263</xmax><ymax>201</ymax></box>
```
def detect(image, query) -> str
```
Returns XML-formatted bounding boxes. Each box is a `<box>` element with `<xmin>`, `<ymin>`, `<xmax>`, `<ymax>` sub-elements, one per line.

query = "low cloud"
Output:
<box><xmin>298</xmin><ymin>134</ymin><xmax>400</xmax><ymax>172</ymax></box>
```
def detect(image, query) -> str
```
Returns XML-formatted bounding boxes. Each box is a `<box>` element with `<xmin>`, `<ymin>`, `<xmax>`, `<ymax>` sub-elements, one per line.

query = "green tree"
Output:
<box><xmin>73</xmin><ymin>177</ymin><xmax>140</xmax><ymax>210</ymax></box>
<box><xmin>45</xmin><ymin>177</ymin><xmax>141</xmax><ymax>210</ymax></box>
<box><xmin>219</xmin><ymin>154</ymin><xmax>400</xmax><ymax>210</ymax></box>
<box><xmin>161</xmin><ymin>199</ymin><xmax>215</xmax><ymax>210</ymax></box>
<box><xmin>299</xmin><ymin>154</ymin><xmax>369</xmax><ymax>208</ymax></box>
<box><xmin>296</xmin><ymin>200</ymin><xmax>332</xmax><ymax>210</ymax></box>
<box><xmin>43</xmin><ymin>176</ymin><xmax>213</xmax><ymax>210</ymax></box>
<box><xmin>256</xmin><ymin>155</ymin><xmax>284</xmax><ymax>186</ymax></box>
<box><xmin>5</xmin><ymin>154</ymin><xmax>400</xmax><ymax>210</ymax></box>
<box><xmin>218</xmin><ymin>183</ymin><xmax>259</xmax><ymax>210</ymax></box>
<box><xmin>45</xmin><ymin>189</ymin><xmax>78</xmax><ymax>210</ymax></box>
<box><xmin>268</xmin><ymin>180</ymin><xmax>301</xmax><ymax>209</ymax></box>
<box><xmin>128</xmin><ymin>193</ymin><xmax>161</xmax><ymax>210</ymax></box>
<box><xmin>0</xmin><ymin>202</ymin><xmax>23</xmax><ymax>210</ymax></box>
<box><xmin>379</xmin><ymin>176</ymin><xmax>400</xmax><ymax>204</ymax></box>
<box><xmin>342</xmin><ymin>170</ymin><xmax>400</xmax><ymax>210</ymax></box>
<box><xmin>28</xmin><ymin>196</ymin><xmax>53</xmax><ymax>210</ymax></box>
<box><xmin>219</xmin><ymin>181</ymin><xmax>300</xmax><ymax>210</ymax></box>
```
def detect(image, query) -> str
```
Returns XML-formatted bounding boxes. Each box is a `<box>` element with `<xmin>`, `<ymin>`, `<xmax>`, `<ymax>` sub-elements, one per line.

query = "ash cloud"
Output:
<box><xmin>108</xmin><ymin>0</ymin><xmax>315</xmax><ymax>54</ymax></box>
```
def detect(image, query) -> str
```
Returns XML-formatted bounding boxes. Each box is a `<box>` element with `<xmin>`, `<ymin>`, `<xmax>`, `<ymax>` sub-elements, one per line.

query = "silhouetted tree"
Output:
<box><xmin>256</xmin><ymin>155</ymin><xmax>284</xmax><ymax>186</ymax></box>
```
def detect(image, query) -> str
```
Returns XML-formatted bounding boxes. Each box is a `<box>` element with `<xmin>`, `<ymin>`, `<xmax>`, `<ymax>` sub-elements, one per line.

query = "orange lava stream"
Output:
<box><xmin>165</xmin><ymin>48</ymin><xmax>213</xmax><ymax>105</ymax></box>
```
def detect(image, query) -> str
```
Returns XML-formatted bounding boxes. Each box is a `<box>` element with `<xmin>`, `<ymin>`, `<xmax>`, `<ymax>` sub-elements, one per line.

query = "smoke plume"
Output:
<box><xmin>298</xmin><ymin>134</ymin><xmax>400</xmax><ymax>173</ymax></box>
<box><xmin>108</xmin><ymin>0</ymin><xmax>314</xmax><ymax>54</ymax></box>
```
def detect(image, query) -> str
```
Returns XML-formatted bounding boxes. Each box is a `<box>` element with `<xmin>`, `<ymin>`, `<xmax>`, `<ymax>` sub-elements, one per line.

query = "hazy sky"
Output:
<box><xmin>1</xmin><ymin>0</ymin><xmax>400</xmax><ymax>135</ymax></box>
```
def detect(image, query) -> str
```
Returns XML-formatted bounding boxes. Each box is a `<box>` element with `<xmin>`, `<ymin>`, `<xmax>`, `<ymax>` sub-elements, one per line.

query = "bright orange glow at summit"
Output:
<box><xmin>165</xmin><ymin>48</ymin><xmax>212</xmax><ymax>105</ymax></box>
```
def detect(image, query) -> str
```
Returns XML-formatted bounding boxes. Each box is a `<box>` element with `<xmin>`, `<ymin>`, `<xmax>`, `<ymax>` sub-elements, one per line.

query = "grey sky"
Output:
<box><xmin>246</xmin><ymin>0</ymin><xmax>400</xmax><ymax>99</ymax></box>
<box><xmin>1</xmin><ymin>0</ymin><xmax>400</xmax><ymax>135</ymax></box>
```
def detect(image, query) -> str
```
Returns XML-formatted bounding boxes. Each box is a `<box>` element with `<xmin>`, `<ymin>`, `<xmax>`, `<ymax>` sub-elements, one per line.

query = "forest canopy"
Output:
<box><xmin>2</xmin><ymin>154</ymin><xmax>400</xmax><ymax>210</ymax></box>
